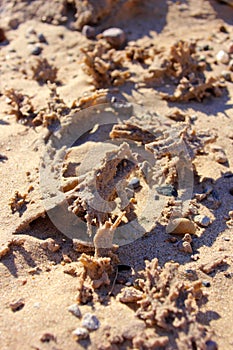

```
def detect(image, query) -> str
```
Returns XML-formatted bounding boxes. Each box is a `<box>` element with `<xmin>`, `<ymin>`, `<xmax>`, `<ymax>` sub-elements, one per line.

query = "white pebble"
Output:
<box><xmin>194</xmin><ymin>215</ymin><xmax>211</xmax><ymax>227</ymax></box>
<box><xmin>73</xmin><ymin>327</ymin><xmax>89</xmax><ymax>340</ymax></box>
<box><xmin>82</xmin><ymin>313</ymin><xmax>100</xmax><ymax>331</ymax></box>
<box><xmin>102</xmin><ymin>27</ymin><xmax>126</xmax><ymax>48</ymax></box>
<box><xmin>216</xmin><ymin>50</ymin><xmax>229</xmax><ymax>64</ymax></box>
<box><xmin>68</xmin><ymin>304</ymin><xmax>81</xmax><ymax>318</ymax></box>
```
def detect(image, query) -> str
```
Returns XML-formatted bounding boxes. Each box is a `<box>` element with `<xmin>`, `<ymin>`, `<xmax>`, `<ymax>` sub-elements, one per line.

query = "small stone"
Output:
<box><xmin>0</xmin><ymin>245</ymin><xmax>10</xmax><ymax>259</ymax></box>
<box><xmin>28</xmin><ymin>266</ymin><xmax>40</xmax><ymax>275</ymax></box>
<box><xmin>125</xmin><ymin>281</ymin><xmax>132</xmax><ymax>286</ymax></box>
<box><xmin>219</xmin><ymin>24</ymin><xmax>228</xmax><ymax>33</ymax></box>
<box><xmin>40</xmin><ymin>333</ymin><xmax>56</xmax><ymax>343</ymax></box>
<box><xmin>203</xmin><ymin>183</ymin><xmax>213</xmax><ymax>195</ymax></box>
<box><xmin>221</xmin><ymin>70</ymin><xmax>231</xmax><ymax>81</ymax></box>
<box><xmin>191</xmin><ymin>254</ymin><xmax>200</xmax><ymax>261</ymax></box>
<box><xmin>9</xmin><ymin>298</ymin><xmax>25</xmax><ymax>312</ymax></box>
<box><xmin>40</xmin><ymin>238</ymin><xmax>60</xmax><ymax>252</ymax></box>
<box><xmin>166</xmin><ymin>218</ymin><xmax>196</xmax><ymax>235</ymax></box>
<box><xmin>82</xmin><ymin>25</ymin><xmax>96</xmax><ymax>39</ymax></box>
<box><xmin>194</xmin><ymin>215</ymin><xmax>211</xmax><ymax>227</ymax></box>
<box><xmin>229</xmin><ymin>59</ymin><xmax>233</xmax><ymax>71</ymax></box>
<box><xmin>156</xmin><ymin>184</ymin><xmax>177</xmax><ymax>197</ymax></box>
<box><xmin>202</xmin><ymin>281</ymin><xmax>211</xmax><ymax>287</ymax></box>
<box><xmin>177</xmin><ymin>241</ymin><xmax>193</xmax><ymax>254</ymax></box>
<box><xmin>216</xmin><ymin>50</ymin><xmax>229</xmax><ymax>64</ymax></box>
<box><xmin>0</xmin><ymin>28</ymin><xmax>7</xmax><ymax>43</ymax></box>
<box><xmin>38</xmin><ymin>33</ymin><xmax>47</xmax><ymax>43</ymax></box>
<box><xmin>82</xmin><ymin>313</ymin><xmax>100</xmax><ymax>331</ymax></box>
<box><xmin>128</xmin><ymin>177</ymin><xmax>140</xmax><ymax>189</ymax></box>
<box><xmin>205</xmin><ymin>340</ymin><xmax>218</xmax><ymax>350</ymax></box>
<box><xmin>118</xmin><ymin>287</ymin><xmax>143</xmax><ymax>303</ymax></box>
<box><xmin>166</xmin><ymin>109</ymin><xmax>186</xmax><ymax>122</ymax></box>
<box><xmin>68</xmin><ymin>304</ymin><xmax>82</xmax><ymax>318</ymax></box>
<box><xmin>102</xmin><ymin>27</ymin><xmax>126</xmax><ymax>48</ymax></box>
<box><xmin>63</xmin><ymin>265</ymin><xmax>77</xmax><ymax>276</ymax></box>
<box><xmin>182</xmin><ymin>233</ymin><xmax>192</xmax><ymax>243</ymax></box>
<box><xmin>26</xmin><ymin>26</ymin><xmax>36</xmax><ymax>36</ymax></box>
<box><xmin>228</xmin><ymin>210</ymin><xmax>233</xmax><ymax>219</ymax></box>
<box><xmin>8</xmin><ymin>18</ymin><xmax>19</xmax><ymax>30</ymax></box>
<box><xmin>224</xmin><ymin>271</ymin><xmax>232</xmax><ymax>278</ymax></box>
<box><xmin>210</xmin><ymin>145</ymin><xmax>227</xmax><ymax>164</ymax></box>
<box><xmin>31</xmin><ymin>45</ymin><xmax>42</xmax><ymax>55</ymax></box>
<box><xmin>73</xmin><ymin>327</ymin><xmax>89</xmax><ymax>340</ymax></box>
<box><xmin>198</xmin><ymin>54</ymin><xmax>206</xmax><ymax>62</ymax></box>
<box><xmin>215</xmin><ymin>153</ymin><xmax>227</xmax><ymax>164</ymax></box>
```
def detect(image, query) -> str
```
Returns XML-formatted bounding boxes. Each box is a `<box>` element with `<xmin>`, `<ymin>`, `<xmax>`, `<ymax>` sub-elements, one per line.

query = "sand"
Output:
<box><xmin>0</xmin><ymin>1</ymin><xmax>233</xmax><ymax>349</ymax></box>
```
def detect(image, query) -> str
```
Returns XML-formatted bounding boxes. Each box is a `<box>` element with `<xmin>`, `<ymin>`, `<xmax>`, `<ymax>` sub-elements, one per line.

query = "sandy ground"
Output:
<box><xmin>0</xmin><ymin>1</ymin><xmax>233</xmax><ymax>349</ymax></box>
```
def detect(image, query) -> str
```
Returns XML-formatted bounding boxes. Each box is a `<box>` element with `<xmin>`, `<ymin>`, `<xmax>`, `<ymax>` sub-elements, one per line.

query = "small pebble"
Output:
<box><xmin>33</xmin><ymin>302</ymin><xmax>40</xmax><ymax>308</ymax></box>
<box><xmin>194</xmin><ymin>215</ymin><xmax>211</xmax><ymax>227</ymax></box>
<box><xmin>166</xmin><ymin>218</ymin><xmax>196</xmax><ymax>235</ymax></box>
<box><xmin>118</xmin><ymin>287</ymin><xmax>143</xmax><ymax>303</ymax></box>
<box><xmin>202</xmin><ymin>44</ymin><xmax>211</xmax><ymax>51</ymax></box>
<box><xmin>8</xmin><ymin>18</ymin><xmax>19</xmax><ymax>30</ymax></box>
<box><xmin>82</xmin><ymin>25</ymin><xmax>96</xmax><ymax>39</ymax></box>
<box><xmin>221</xmin><ymin>70</ymin><xmax>231</xmax><ymax>82</ymax></box>
<box><xmin>198</xmin><ymin>54</ymin><xmax>206</xmax><ymax>62</ymax></box>
<box><xmin>182</xmin><ymin>233</ymin><xmax>192</xmax><ymax>243</ymax></box>
<box><xmin>73</xmin><ymin>327</ymin><xmax>89</xmax><ymax>340</ymax></box>
<box><xmin>191</xmin><ymin>254</ymin><xmax>200</xmax><ymax>261</ymax></box>
<box><xmin>203</xmin><ymin>183</ymin><xmax>213</xmax><ymax>195</ymax></box>
<box><xmin>125</xmin><ymin>281</ymin><xmax>133</xmax><ymax>286</ymax></box>
<box><xmin>202</xmin><ymin>281</ymin><xmax>211</xmax><ymax>287</ymax></box>
<box><xmin>68</xmin><ymin>304</ymin><xmax>82</xmax><ymax>318</ymax></box>
<box><xmin>40</xmin><ymin>238</ymin><xmax>60</xmax><ymax>252</ymax></box>
<box><xmin>224</xmin><ymin>271</ymin><xmax>232</xmax><ymax>278</ymax></box>
<box><xmin>166</xmin><ymin>109</ymin><xmax>186</xmax><ymax>122</ymax></box>
<box><xmin>216</xmin><ymin>50</ymin><xmax>229</xmax><ymax>64</ymax></box>
<box><xmin>31</xmin><ymin>45</ymin><xmax>42</xmax><ymax>55</ymax></box>
<box><xmin>210</xmin><ymin>145</ymin><xmax>227</xmax><ymax>164</ymax></box>
<box><xmin>38</xmin><ymin>33</ymin><xmax>47</xmax><ymax>43</ymax></box>
<box><xmin>40</xmin><ymin>333</ymin><xmax>56</xmax><ymax>343</ymax></box>
<box><xmin>156</xmin><ymin>184</ymin><xmax>177</xmax><ymax>197</ymax></box>
<box><xmin>0</xmin><ymin>245</ymin><xmax>10</xmax><ymax>259</ymax></box>
<box><xmin>205</xmin><ymin>340</ymin><xmax>218</xmax><ymax>350</ymax></box>
<box><xmin>229</xmin><ymin>210</ymin><xmax>233</xmax><ymax>219</ymax></box>
<box><xmin>82</xmin><ymin>313</ymin><xmax>100</xmax><ymax>331</ymax></box>
<box><xmin>128</xmin><ymin>177</ymin><xmax>140</xmax><ymax>190</ymax></box>
<box><xmin>0</xmin><ymin>28</ymin><xmax>7</xmax><ymax>43</ymax></box>
<box><xmin>26</xmin><ymin>26</ymin><xmax>36</xmax><ymax>35</ymax></box>
<box><xmin>228</xmin><ymin>59</ymin><xmax>233</xmax><ymax>71</ymax></box>
<box><xmin>177</xmin><ymin>240</ymin><xmax>193</xmax><ymax>254</ymax></box>
<box><xmin>9</xmin><ymin>298</ymin><xmax>25</xmax><ymax>312</ymax></box>
<box><xmin>102</xmin><ymin>27</ymin><xmax>126</xmax><ymax>48</ymax></box>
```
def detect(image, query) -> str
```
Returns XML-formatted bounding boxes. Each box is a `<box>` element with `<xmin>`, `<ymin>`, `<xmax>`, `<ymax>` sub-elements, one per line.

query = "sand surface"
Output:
<box><xmin>0</xmin><ymin>1</ymin><xmax>233</xmax><ymax>349</ymax></box>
